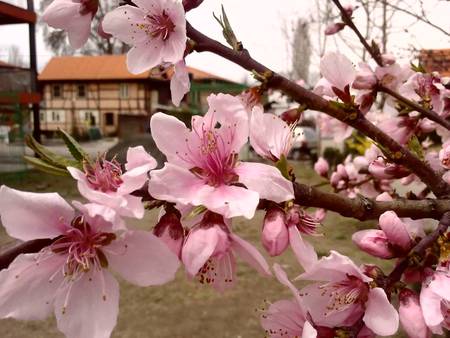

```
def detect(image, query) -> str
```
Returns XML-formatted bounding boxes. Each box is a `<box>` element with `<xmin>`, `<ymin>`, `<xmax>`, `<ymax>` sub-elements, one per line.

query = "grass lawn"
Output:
<box><xmin>0</xmin><ymin>164</ymin><xmax>406</xmax><ymax>337</ymax></box>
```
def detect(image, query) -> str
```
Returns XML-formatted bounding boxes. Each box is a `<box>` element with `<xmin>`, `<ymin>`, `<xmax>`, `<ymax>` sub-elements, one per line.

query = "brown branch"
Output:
<box><xmin>386</xmin><ymin>211</ymin><xmax>450</xmax><ymax>288</ymax></box>
<box><xmin>293</xmin><ymin>182</ymin><xmax>450</xmax><ymax>221</ymax></box>
<box><xmin>0</xmin><ymin>239</ymin><xmax>52</xmax><ymax>271</ymax></box>
<box><xmin>186</xmin><ymin>22</ymin><xmax>450</xmax><ymax>197</ymax></box>
<box><xmin>379</xmin><ymin>84</ymin><xmax>450</xmax><ymax>131</ymax></box>
<box><xmin>331</xmin><ymin>0</ymin><xmax>383</xmax><ymax>66</ymax></box>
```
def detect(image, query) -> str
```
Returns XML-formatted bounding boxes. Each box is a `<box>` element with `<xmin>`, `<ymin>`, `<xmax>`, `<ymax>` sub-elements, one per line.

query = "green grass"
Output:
<box><xmin>0</xmin><ymin>165</ymin><xmax>405</xmax><ymax>337</ymax></box>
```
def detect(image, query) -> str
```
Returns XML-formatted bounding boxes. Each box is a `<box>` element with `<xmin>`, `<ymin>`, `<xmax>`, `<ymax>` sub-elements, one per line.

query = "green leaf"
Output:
<box><xmin>24</xmin><ymin>156</ymin><xmax>70</xmax><ymax>176</ymax></box>
<box><xmin>213</xmin><ymin>5</ymin><xmax>242</xmax><ymax>51</ymax></box>
<box><xmin>58</xmin><ymin>128</ymin><xmax>91</xmax><ymax>163</ymax></box>
<box><xmin>408</xmin><ymin>135</ymin><xmax>424</xmax><ymax>160</ymax></box>
<box><xmin>410</xmin><ymin>62</ymin><xmax>426</xmax><ymax>73</ymax></box>
<box><xmin>25</xmin><ymin>135</ymin><xmax>81</xmax><ymax>169</ymax></box>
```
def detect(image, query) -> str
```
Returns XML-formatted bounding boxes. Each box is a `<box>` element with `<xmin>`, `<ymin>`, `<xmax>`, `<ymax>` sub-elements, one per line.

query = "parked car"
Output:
<box><xmin>289</xmin><ymin>126</ymin><xmax>319</xmax><ymax>162</ymax></box>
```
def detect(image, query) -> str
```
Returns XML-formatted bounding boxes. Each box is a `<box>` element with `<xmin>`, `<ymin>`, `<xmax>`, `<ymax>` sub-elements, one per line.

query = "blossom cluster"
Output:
<box><xmin>0</xmin><ymin>0</ymin><xmax>449</xmax><ymax>337</ymax></box>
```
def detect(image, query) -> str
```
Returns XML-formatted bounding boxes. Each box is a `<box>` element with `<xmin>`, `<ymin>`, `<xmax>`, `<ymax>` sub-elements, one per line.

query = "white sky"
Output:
<box><xmin>0</xmin><ymin>0</ymin><xmax>449</xmax><ymax>83</ymax></box>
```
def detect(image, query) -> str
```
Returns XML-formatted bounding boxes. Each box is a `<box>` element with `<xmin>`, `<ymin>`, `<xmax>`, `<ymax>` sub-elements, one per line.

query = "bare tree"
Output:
<box><xmin>291</xmin><ymin>19</ymin><xmax>312</xmax><ymax>83</ymax></box>
<box><xmin>40</xmin><ymin>0</ymin><xmax>128</xmax><ymax>55</ymax></box>
<box><xmin>7</xmin><ymin>45</ymin><xmax>25</xmax><ymax>67</ymax></box>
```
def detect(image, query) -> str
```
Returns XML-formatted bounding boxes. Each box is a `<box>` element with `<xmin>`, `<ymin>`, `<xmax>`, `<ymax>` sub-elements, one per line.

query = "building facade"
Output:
<box><xmin>38</xmin><ymin>55</ymin><xmax>246</xmax><ymax>138</ymax></box>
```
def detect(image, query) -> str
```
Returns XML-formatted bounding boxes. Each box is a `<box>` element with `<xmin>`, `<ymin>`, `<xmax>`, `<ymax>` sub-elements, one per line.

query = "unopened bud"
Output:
<box><xmin>352</xmin><ymin>230</ymin><xmax>395</xmax><ymax>259</ymax></box>
<box><xmin>182</xmin><ymin>0</ymin><xmax>204</xmax><ymax>12</ymax></box>
<box><xmin>153</xmin><ymin>211</ymin><xmax>185</xmax><ymax>258</ymax></box>
<box><xmin>324</xmin><ymin>22</ymin><xmax>346</xmax><ymax>35</ymax></box>
<box><xmin>262</xmin><ymin>208</ymin><xmax>288</xmax><ymax>256</ymax></box>
<box><xmin>280</xmin><ymin>108</ymin><xmax>302</xmax><ymax>125</ymax></box>
<box><xmin>314</xmin><ymin>157</ymin><xmax>329</xmax><ymax>178</ymax></box>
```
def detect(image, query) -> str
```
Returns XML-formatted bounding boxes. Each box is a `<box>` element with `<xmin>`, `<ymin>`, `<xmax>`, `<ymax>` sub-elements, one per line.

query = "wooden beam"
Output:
<box><xmin>0</xmin><ymin>1</ymin><xmax>36</xmax><ymax>24</ymax></box>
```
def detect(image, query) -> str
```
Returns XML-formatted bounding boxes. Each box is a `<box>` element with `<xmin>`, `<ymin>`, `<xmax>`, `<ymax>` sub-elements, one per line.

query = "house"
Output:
<box><xmin>419</xmin><ymin>49</ymin><xmax>450</xmax><ymax>76</ymax></box>
<box><xmin>38</xmin><ymin>55</ymin><xmax>246</xmax><ymax>138</ymax></box>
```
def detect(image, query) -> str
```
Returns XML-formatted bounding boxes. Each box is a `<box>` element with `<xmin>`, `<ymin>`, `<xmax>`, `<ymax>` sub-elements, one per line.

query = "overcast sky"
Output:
<box><xmin>0</xmin><ymin>0</ymin><xmax>449</xmax><ymax>83</ymax></box>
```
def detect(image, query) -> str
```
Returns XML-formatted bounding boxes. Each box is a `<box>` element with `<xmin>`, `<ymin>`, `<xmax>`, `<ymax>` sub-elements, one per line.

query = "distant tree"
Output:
<box><xmin>40</xmin><ymin>0</ymin><xmax>128</xmax><ymax>55</ymax></box>
<box><xmin>291</xmin><ymin>19</ymin><xmax>312</xmax><ymax>83</ymax></box>
<box><xmin>7</xmin><ymin>45</ymin><xmax>25</xmax><ymax>67</ymax></box>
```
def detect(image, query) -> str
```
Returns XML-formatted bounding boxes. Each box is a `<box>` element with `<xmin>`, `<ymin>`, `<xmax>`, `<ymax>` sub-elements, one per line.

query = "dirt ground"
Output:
<box><xmin>0</xmin><ymin>165</ymin><xmax>407</xmax><ymax>337</ymax></box>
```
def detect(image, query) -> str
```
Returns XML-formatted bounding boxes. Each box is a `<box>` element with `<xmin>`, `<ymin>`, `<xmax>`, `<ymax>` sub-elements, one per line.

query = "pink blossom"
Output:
<box><xmin>261</xmin><ymin>263</ymin><xmax>318</xmax><ymax>338</ymax></box>
<box><xmin>170</xmin><ymin>60</ymin><xmax>191</xmax><ymax>106</ymax></box>
<box><xmin>0</xmin><ymin>186</ymin><xmax>179</xmax><ymax>338</ymax></box>
<box><xmin>420</xmin><ymin>268</ymin><xmax>450</xmax><ymax>334</ymax></box>
<box><xmin>181</xmin><ymin>212</ymin><xmax>271</xmax><ymax>292</ymax></box>
<box><xmin>352</xmin><ymin>229</ymin><xmax>395</xmax><ymax>259</ymax></box>
<box><xmin>153</xmin><ymin>208</ymin><xmax>185</xmax><ymax>259</ymax></box>
<box><xmin>68</xmin><ymin>146</ymin><xmax>156</xmax><ymax>218</ymax></box>
<box><xmin>399</xmin><ymin>73</ymin><xmax>442</xmax><ymax>113</ymax></box>
<box><xmin>148</xmin><ymin>93</ymin><xmax>294</xmax><ymax>219</ymax></box>
<box><xmin>102</xmin><ymin>0</ymin><xmax>187</xmax><ymax>74</ymax></box>
<box><xmin>377</xmin><ymin>116</ymin><xmax>416</xmax><ymax>145</ymax></box>
<box><xmin>298</xmin><ymin>251</ymin><xmax>399</xmax><ymax>336</ymax></box>
<box><xmin>42</xmin><ymin>0</ymin><xmax>97</xmax><ymax>49</ymax></box>
<box><xmin>249</xmin><ymin>106</ymin><xmax>295</xmax><ymax>161</ymax></box>
<box><xmin>318</xmin><ymin>113</ymin><xmax>353</xmax><ymax>143</ymax></box>
<box><xmin>314</xmin><ymin>157</ymin><xmax>329</xmax><ymax>178</ymax></box>
<box><xmin>375</xmin><ymin>63</ymin><xmax>412</xmax><ymax>91</ymax></box>
<box><xmin>262</xmin><ymin>208</ymin><xmax>289</xmax><ymax>256</ymax></box>
<box><xmin>399</xmin><ymin>288</ymin><xmax>431</xmax><ymax>338</ymax></box>
<box><xmin>319</xmin><ymin>52</ymin><xmax>356</xmax><ymax>93</ymax></box>
<box><xmin>368</xmin><ymin>158</ymin><xmax>409</xmax><ymax>179</ymax></box>
<box><xmin>353</xmin><ymin>63</ymin><xmax>377</xmax><ymax>90</ymax></box>
<box><xmin>378</xmin><ymin>211</ymin><xmax>412</xmax><ymax>251</ymax></box>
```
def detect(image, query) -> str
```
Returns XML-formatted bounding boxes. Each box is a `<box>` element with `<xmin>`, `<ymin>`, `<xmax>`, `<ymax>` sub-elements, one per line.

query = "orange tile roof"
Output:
<box><xmin>38</xmin><ymin>55</ymin><xmax>235</xmax><ymax>83</ymax></box>
<box><xmin>419</xmin><ymin>49</ymin><xmax>450</xmax><ymax>76</ymax></box>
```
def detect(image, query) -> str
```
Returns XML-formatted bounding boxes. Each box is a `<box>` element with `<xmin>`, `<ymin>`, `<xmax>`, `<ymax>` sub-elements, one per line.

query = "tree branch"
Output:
<box><xmin>0</xmin><ymin>239</ymin><xmax>52</xmax><ymax>271</ymax></box>
<box><xmin>186</xmin><ymin>22</ymin><xmax>450</xmax><ymax>197</ymax></box>
<box><xmin>331</xmin><ymin>0</ymin><xmax>383</xmax><ymax>66</ymax></box>
<box><xmin>379</xmin><ymin>84</ymin><xmax>450</xmax><ymax>130</ymax></box>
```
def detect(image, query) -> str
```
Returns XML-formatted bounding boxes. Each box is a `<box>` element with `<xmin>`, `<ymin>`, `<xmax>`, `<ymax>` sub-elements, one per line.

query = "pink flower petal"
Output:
<box><xmin>125</xmin><ymin>145</ymin><xmax>157</xmax><ymax>171</ymax></box>
<box><xmin>72</xmin><ymin>201</ymin><xmax>124</xmax><ymax>231</ymax></box>
<box><xmin>273</xmin><ymin>263</ymin><xmax>304</xmax><ymax>310</ymax></box>
<box><xmin>379</xmin><ymin>211</ymin><xmax>412</xmax><ymax>250</ymax></box>
<box><xmin>0</xmin><ymin>186</ymin><xmax>72</xmax><ymax>240</ymax></box>
<box><xmin>148</xmin><ymin>163</ymin><xmax>213</xmax><ymax>206</ymax></box>
<box><xmin>54</xmin><ymin>270</ymin><xmax>119</xmax><ymax>338</ymax></box>
<box><xmin>298</xmin><ymin>250</ymin><xmax>370</xmax><ymax>282</ymax></box>
<box><xmin>0</xmin><ymin>253</ymin><xmax>65</xmax><ymax>320</ymax></box>
<box><xmin>260</xmin><ymin>299</ymin><xmax>306</xmax><ymax>338</ymax></box>
<box><xmin>428</xmin><ymin>271</ymin><xmax>450</xmax><ymax>301</ymax></box>
<box><xmin>302</xmin><ymin>321</ymin><xmax>318</xmax><ymax>338</ymax></box>
<box><xmin>199</xmin><ymin>184</ymin><xmax>260</xmax><ymax>219</ymax></box>
<box><xmin>420</xmin><ymin>284</ymin><xmax>445</xmax><ymax>332</ymax></box>
<box><xmin>399</xmin><ymin>289</ymin><xmax>430</xmax><ymax>338</ymax></box>
<box><xmin>320</xmin><ymin>52</ymin><xmax>356</xmax><ymax>90</ymax></box>
<box><xmin>288</xmin><ymin>226</ymin><xmax>318</xmax><ymax>271</ymax></box>
<box><xmin>126</xmin><ymin>43</ymin><xmax>163</xmax><ymax>74</ymax></box>
<box><xmin>230</xmin><ymin>233</ymin><xmax>271</xmax><ymax>277</ymax></box>
<box><xmin>150</xmin><ymin>113</ymin><xmax>194</xmax><ymax>168</ymax></box>
<box><xmin>101</xmin><ymin>5</ymin><xmax>148</xmax><ymax>45</ymax></box>
<box><xmin>105</xmin><ymin>230</ymin><xmax>179</xmax><ymax>286</ymax></box>
<box><xmin>181</xmin><ymin>226</ymin><xmax>220</xmax><ymax>276</ymax></box>
<box><xmin>66</xmin><ymin>14</ymin><xmax>92</xmax><ymax>49</ymax></box>
<box><xmin>235</xmin><ymin>162</ymin><xmax>294</xmax><ymax>203</ymax></box>
<box><xmin>363</xmin><ymin>287</ymin><xmax>399</xmax><ymax>336</ymax></box>
<box><xmin>170</xmin><ymin>60</ymin><xmax>191</xmax><ymax>106</ymax></box>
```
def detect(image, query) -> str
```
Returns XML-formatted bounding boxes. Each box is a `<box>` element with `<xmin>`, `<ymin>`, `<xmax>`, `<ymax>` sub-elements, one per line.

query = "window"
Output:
<box><xmin>39</xmin><ymin>112</ymin><xmax>45</xmax><ymax>122</ymax></box>
<box><xmin>79</xmin><ymin>111</ymin><xmax>99</xmax><ymax>126</ymax></box>
<box><xmin>119</xmin><ymin>84</ymin><xmax>129</xmax><ymax>99</ymax></box>
<box><xmin>48</xmin><ymin>111</ymin><xmax>65</xmax><ymax>122</ymax></box>
<box><xmin>52</xmin><ymin>85</ymin><xmax>62</xmax><ymax>98</ymax></box>
<box><xmin>77</xmin><ymin>84</ymin><xmax>86</xmax><ymax>98</ymax></box>
<box><xmin>105</xmin><ymin>112</ymin><xmax>114</xmax><ymax>126</ymax></box>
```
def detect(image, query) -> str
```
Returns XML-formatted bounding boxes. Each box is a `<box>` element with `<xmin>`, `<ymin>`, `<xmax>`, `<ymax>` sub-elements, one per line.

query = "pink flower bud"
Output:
<box><xmin>352</xmin><ymin>229</ymin><xmax>395</xmax><ymax>259</ymax></box>
<box><xmin>314</xmin><ymin>157</ymin><xmax>329</xmax><ymax>178</ymax></box>
<box><xmin>368</xmin><ymin>158</ymin><xmax>409</xmax><ymax>179</ymax></box>
<box><xmin>262</xmin><ymin>208</ymin><xmax>289</xmax><ymax>256</ymax></box>
<box><xmin>399</xmin><ymin>289</ymin><xmax>431</xmax><ymax>338</ymax></box>
<box><xmin>153</xmin><ymin>211</ymin><xmax>185</xmax><ymax>258</ymax></box>
<box><xmin>439</xmin><ymin>141</ymin><xmax>450</xmax><ymax>169</ymax></box>
<box><xmin>280</xmin><ymin>108</ymin><xmax>302</xmax><ymax>125</ymax></box>
<box><xmin>343</xmin><ymin>4</ymin><xmax>354</xmax><ymax>16</ymax></box>
<box><xmin>324</xmin><ymin>22</ymin><xmax>346</xmax><ymax>35</ymax></box>
<box><xmin>353</xmin><ymin>64</ymin><xmax>377</xmax><ymax>90</ymax></box>
<box><xmin>379</xmin><ymin>211</ymin><xmax>412</xmax><ymax>251</ymax></box>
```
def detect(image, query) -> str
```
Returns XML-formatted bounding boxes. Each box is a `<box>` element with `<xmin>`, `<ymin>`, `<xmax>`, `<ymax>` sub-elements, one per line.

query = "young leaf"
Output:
<box><xmin>25</xmin><ymin>135</ymin><xmax>81</xmax><ymax>169</ymax></box>
<box><xmin>213</xmin><ymin>5</ymin><xmax>242</xmax><ymax>51</ymax></box>
<box><xmin>408</xmin><ymin>135</ymin><xmax>424</xmax><ymax>160</ymax></box>
<box><xmin>24</xmin><ymin>156</ymin><xmax>70</xmax><ymax>176</ymax></box>
<box><xmin>58</xmin><ymin>128</ymin><xmax>91</xmax><ymax>163</ymax></box>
